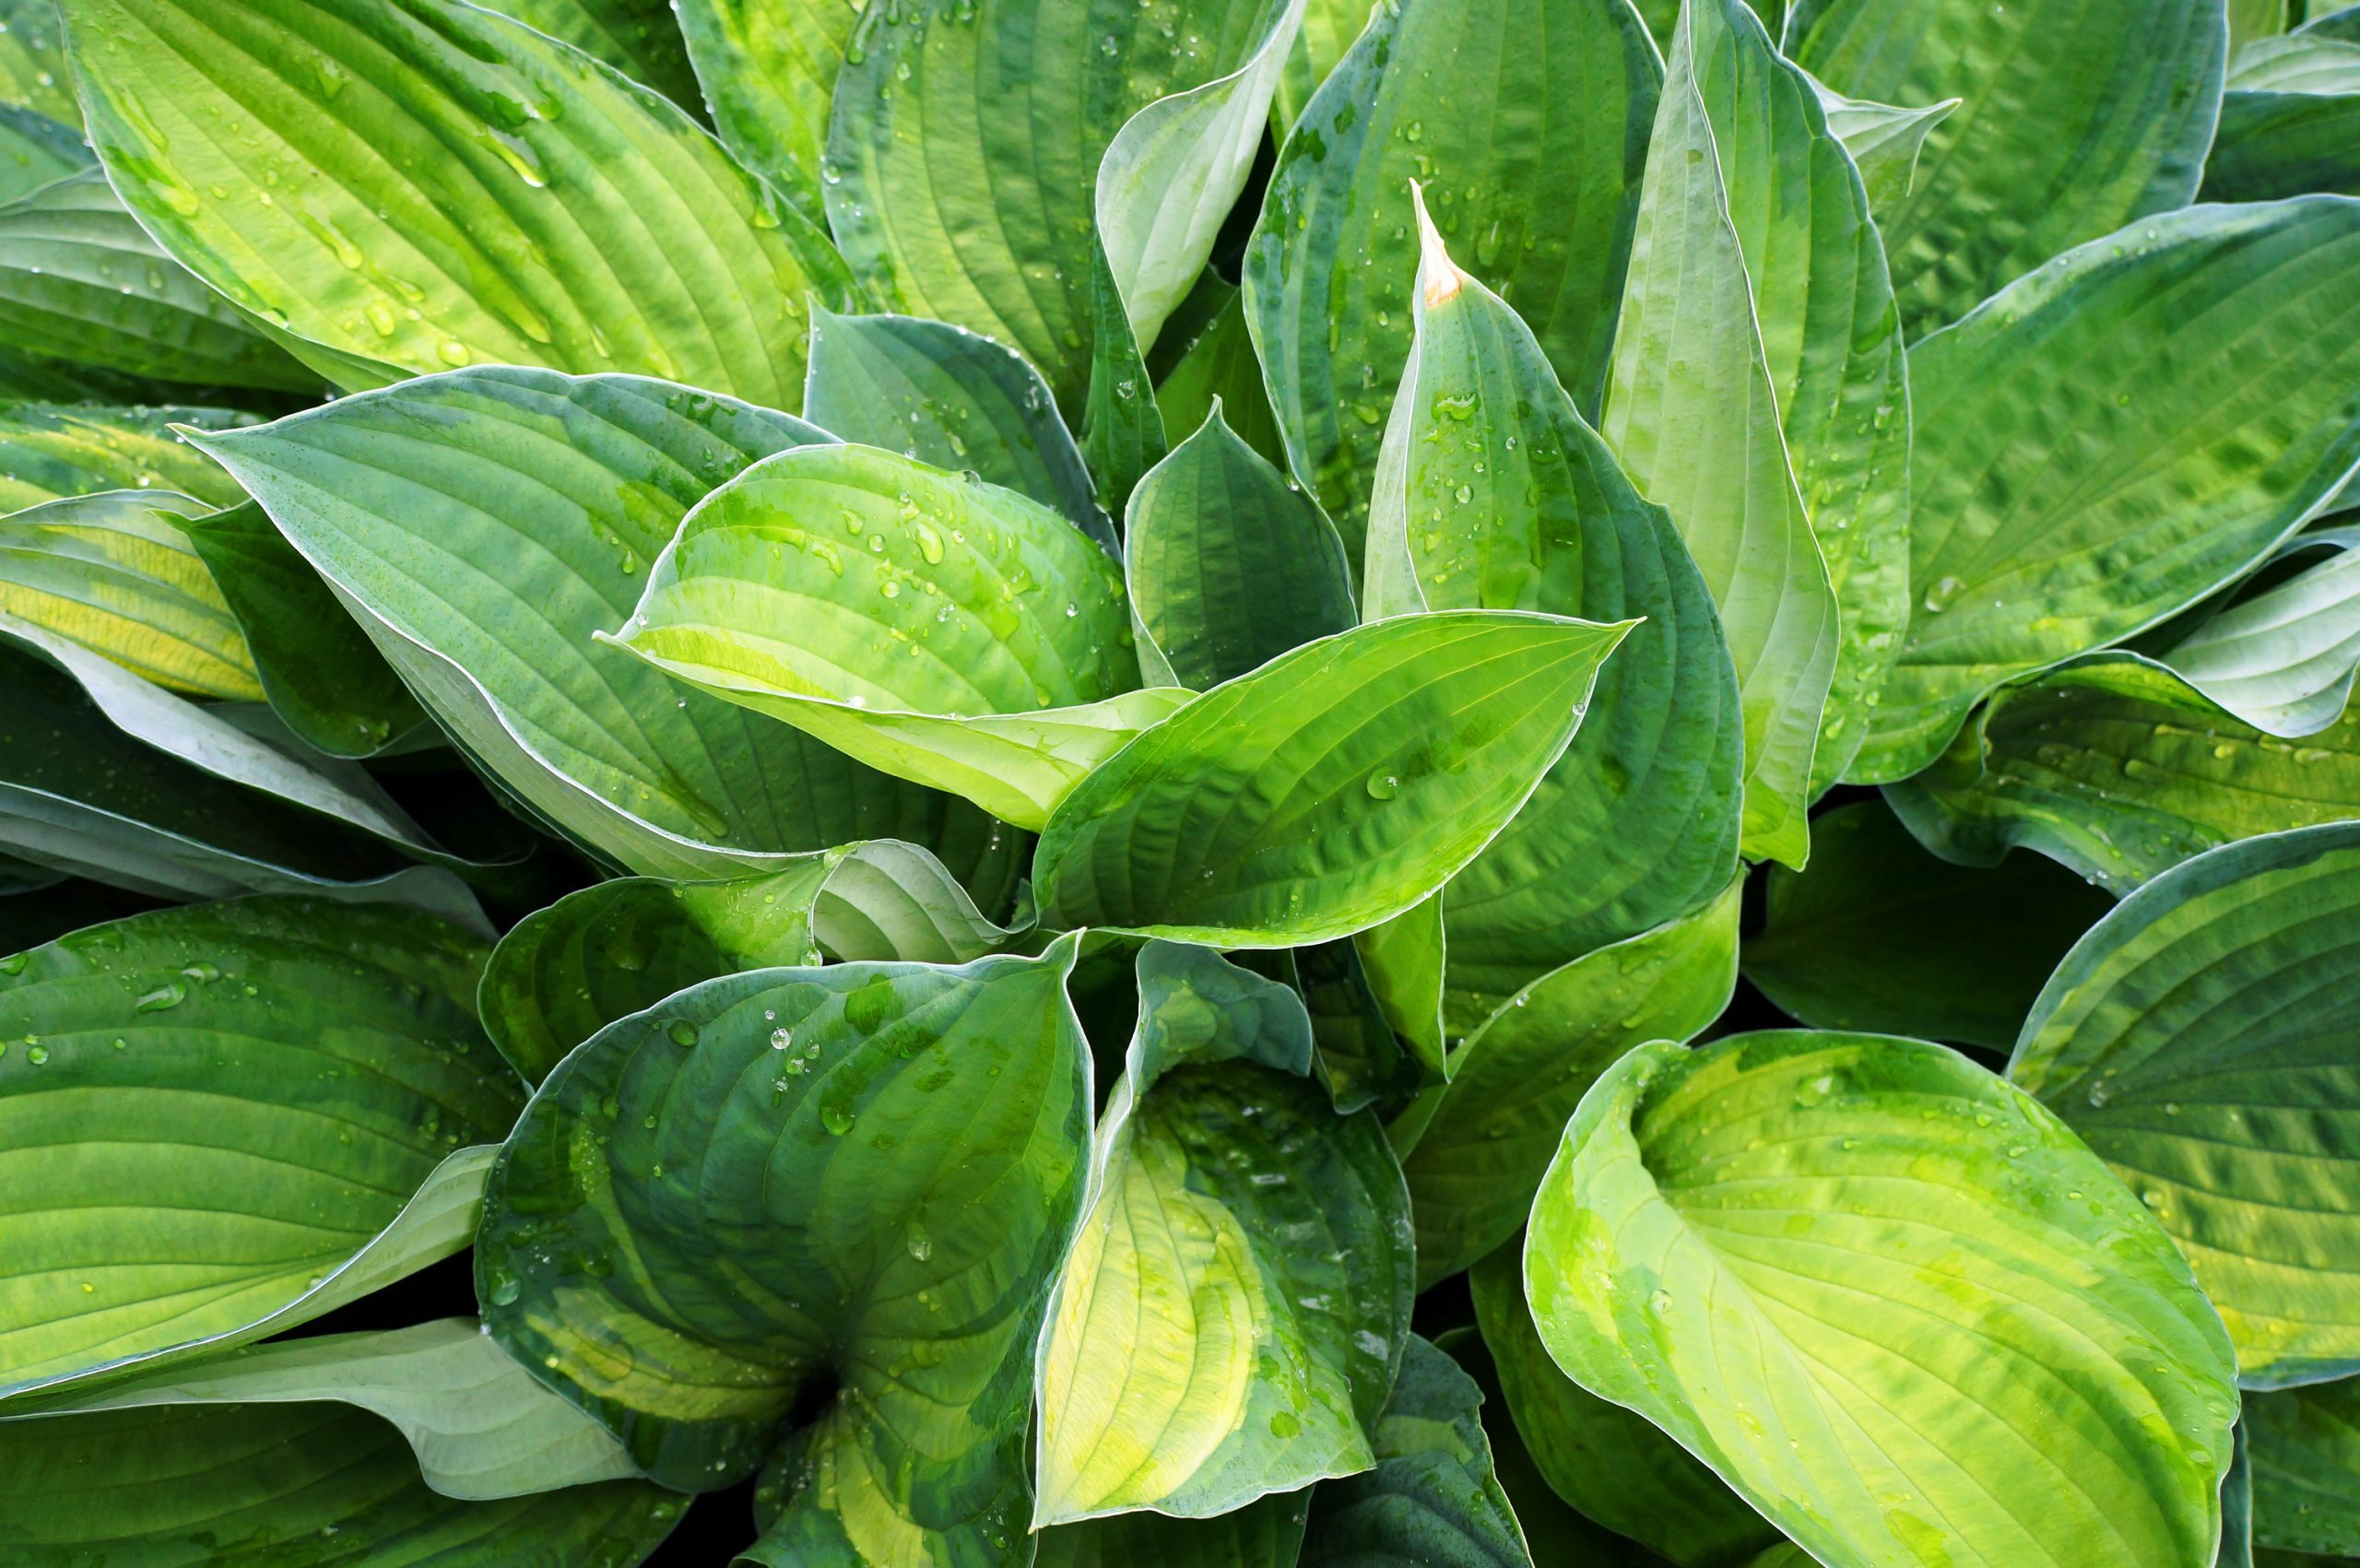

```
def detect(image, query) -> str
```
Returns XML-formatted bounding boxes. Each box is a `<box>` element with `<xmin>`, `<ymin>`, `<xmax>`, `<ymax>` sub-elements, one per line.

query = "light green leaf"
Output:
<box><xmin>608</xmin><ymin>441</ymin><xmax>1184</xmax><ymax>831</ymax></box>
<box><xmin>1036</xmin><ymin>1494</ymin><xmax>1312</xmax><ymax>1568</ymax></box>
<box><xmin>191</xmin><ymin>368</ymin><xmax>1016</xmax><ymax>882</ymax></box>
<box><xmin>63</xmin><ymin>0</ymin><xmax>851</xmax><ymax>403</ymax></box>
<box><xmin>15</xmin><ymin>1318</ymin><xmax>639</xmax><ymax>1500</ymax></box>
<box><xmin>1294</xmin><ymin>1332</ymin><xmax>1535</xmax><ymax>1568</ymax></box>
<box><xmin>1153</xmin><ymin>287</ymin><xmax>1289</xmax><ymax>474</ymax></box>
<box><xmin>1471</xmin><ymin>1248</ymin><xmax>1776</xmax><ymax>1568</ymax></box>
<box><xmin>0</xmin><ymin>171</ymin><xmax>313</xmax><ymax>397</ymax></box>
<box><xmin>803</xmin><ymin>302</ymin><xmax>1101</xmax><ymax>534</ymax></box>
<box><xmin>1351</xmin><ymin>890</ymin><xmax>1446</xmax><ymax>1083</ymax></box>
<box><xmin>1033</xmin><ymin>940</ymin><xmax>1409</xmax><ymax>1525</ymax></box>
<box><xmin>1032</xmin><ymin>608</ymin><xmax>1634</xmax><ymax>946</ymax></box>
<box><xmin>0</xmin><ymin>488</ymin><xmax>260</xmax><ymax>700</ymax></box>
<box><xmin>479</xmin><ymin>839</ymin><xmax>1023</xmax><ymax>1083</ymax></box>
<box><xmin>0</xmin><ymin>103</ymin><xmax>93</xmax><ymax>208</ymax></box>
<box><xmin>2011</xmin><ymin>823</ymin><xmax>2360</xmax><ymax>1387</ymax></box>
<box><xmin>1600</xmin><ymin>2</ymin><xmax>1837</xmax><ymax>868</ymax></box>
<box><xmin>1128</xmin><ymin>403</ymin><xmax>1355</xmax><ymax>690</ymax></box>
<box><xmin>1081</xmin><ymin>231</ymin><xmax>1172</xmax><ymax>516</ymax></box>
<box><xmin>2248</xmin><ymin>1378</ymin><xmax>2360</xmax><ymax>1554</ymax></box>
<box><xmin>1526</xmin><ymin>1031</ymin><xmax>2242</xmax><ymax>1568</ymax></box>
<box><xmin>1371</xmin><ymin>190</ymin><xmax>1741</xmax><ymax>1021</ymax></box>
<box><xmin>1803</xmin><ymin>74</ymin><xmax>1959</xmax><ymax>212</ymax></box>
<box><xmin>676</xmin><ymin>0</ymin><xmax>854</xmax><ymax>222</ymax></box>
<box><xmin>484</xmin><ymin>0</ymin><xmax>703</xmax><ymax>112</ymax></box>
<box><xmin>1744</xmin><ymin>798</ymin><xmax>2115</xmax><ymax>1049</ymax></box>
<box><xmin>0</xmin><ymin>402</ymin><xmax>248</xmax><ymax>512</ymax></box>
<box><xmin>1244</xmin><ymin>0</ymin><xmax>1660</xmax><ymax>558</ymax></box>
<box><xmin>1402</xmin><ymin>880</ymin><xmax>1738</xmax><ymax>1289</ymax></box>
<box><xmin>2233</xmin><ymin>0</ymin><xmax>2290</xmax><ymax>46</ymax></box>
<box><xmin>0</xmin><ymin>1401</ymin><xmax>682</xmax><ymax>1564</ymax></box>
<box><xmin>0</xmin><ymin>895</ymin><xmax>523</xmax><ymax>1409</ymax></box>
<box><xmin>2228</xmin><ymin>29</ymin><xmax>2360</xmax><ymax>88</ymax></box>
<box><xmin>2159</xmin><ymin>525</ymin><xmax>2360</xmax><ymax>735</ymax></box>
<box><xmin>1858</xmin><ymin>199</ymin><xmax>2360</xmax><ymax>781</ymax></box>
<box><xmin>1883</xmin><ymin>653</ymin><xmax>2360</xmax><ymax>894</ymax></box>
<box><xmin>478</xmin><ymin>939</ymin><xmax>1091</xmax><ymax>1562</ymax></box>
<box><xmin>1786</xmin><ymin>0</ymin><xmax>2224</xmax><ymax>334</ymax></box>
<box><xmin>0</xmin><ymin>0</ymin><xmax>82</xmax><ymax>127</ymax></box>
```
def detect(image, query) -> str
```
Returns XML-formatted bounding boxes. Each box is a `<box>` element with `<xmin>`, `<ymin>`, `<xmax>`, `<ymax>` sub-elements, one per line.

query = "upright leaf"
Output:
<box><xmin>1805</xmin><ymin>76</ymin><xmax>1958</xmax><ymax>212</ymax></box>
<box><xmin>1153</xmin><ymin>289</ymin><xmax>1289</xmax><ymax>473</ymax></box>
<box><xmin>676</xmin><ymin>0</ymin><xmax>855</xmax><ymax>221</ymax></box>
<box><xmin>2205</xmin><ymin>35</ymin><xmax>2360</xmax><ymax>199</ymax></box>
<box><xmin>2012</xmin><ymin>823</ymin><xmax>2360</xmax><ymax>1387</ymax></box>
<box><xmin>1527</xmin><ymin>1032</ymin><xmax>2241</xmax><ymax>1568</ymax></box>
<box><xmin>2247</xmin><ymin>1378</ymin><xmax>2360</xmax><ymax>1555</ymax></box>
<box><xmin>487</xmin><ymin>0</ymin><xmax>703</xmax><ymax>112</ymax></box>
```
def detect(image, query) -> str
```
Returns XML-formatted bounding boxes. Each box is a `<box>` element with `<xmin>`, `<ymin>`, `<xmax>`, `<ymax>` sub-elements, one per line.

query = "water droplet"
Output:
<box><xmin>667</xmin><ymin>1020</ymin><xmax>699</xmax><ymax>1047</ymax></box>
<box><xmin>1364</xmin><ymin>770</ymin><xmax>1399</xmax><ymax>800</ymax></box>
<box><xmin>135</xmin><ymin>982</ymin><xmax>186</xmax><ymax>1013</ymax></box>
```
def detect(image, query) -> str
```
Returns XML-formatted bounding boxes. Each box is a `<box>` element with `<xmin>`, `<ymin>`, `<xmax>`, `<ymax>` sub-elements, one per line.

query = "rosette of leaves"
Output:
<box><xmin>4</xmin><ymin>0</ymin><xmax>2360</xmax><ymax>1562</ymax></box>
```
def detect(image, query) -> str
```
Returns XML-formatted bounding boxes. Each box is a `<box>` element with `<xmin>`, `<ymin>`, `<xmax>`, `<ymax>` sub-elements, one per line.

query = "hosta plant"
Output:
<box><xmin>4</xmin><ymin>0</ymin><xmax>2360</xmax><ymax>1561</ymax></box>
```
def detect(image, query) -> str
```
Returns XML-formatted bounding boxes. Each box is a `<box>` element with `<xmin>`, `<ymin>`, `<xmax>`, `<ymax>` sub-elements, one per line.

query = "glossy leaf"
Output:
<box><xmin>488</xmin><ymin>0</ymin><xmax>703</xmax><ymax>113</ymax></box>
<box><xmin>0</xmin><ymin>0</ymin><xmax>83</xmax><ymax>127</ymax></box>
<box><xmin>1600</xmin><ymin>3</ymin><xmax>1837</xmax><ymax>867</ymax></box>
<box><xmin>1745</xmin><ymin>798</ymin><xmax>2115</xmax><ymax>1049</ymax></box>
<box><xmin>1033</xmin><ymin>941</ymin><xmax>1410</xmax><ymax>1525</ymax></box>
<box><xmin>192</xmin><ymin>369</ymin><xmax>1014</xmax><ymax>882</ymax></box>
<box><xmin>64</xmin><ymin>0</ymin><xmax>851</xmax><ymax>402</ymax></box>
<box><xmin>477</xmin><ymin>939</ymin><xmax>1092</xmax><ymax>1561</ymax></box>
<box><xmin>0</xmin><ymin>896</ymin><xmax>521</xmax><ymax>1409</ymax></box>
<box><xmin>2160</xmin><ymin>525</ymin><xmax>2360</xmax><ymax>736</ymax></box>
<box><xmin>1080</xmin><ymin>232</ymin><xmax>1172</xmax><ymax>516</ymax></box>
<box><xmin>2204</xmin><ymin>36</ymin><xmax>2360</xmax><ymax>201</ymax></box>
<box><xmin>1806</xmin><ymin>76</ymin><xmax>1959</xmax><ymax>212</ymax></box>
<box><xmin>1245</xmin><ymin>0</ymin><xmax>1660</xmax><ymax>557</ymax></box>
<box><xmin>1153</xmin><ymin>289</ymin><xmax>1289</xmax><ymax>474</ymax></box>
<box><xmin>1787</xmin><ymin>0</ymin><xmax>2224</xmax><ymax>333</ymax></box>
<box><xmin>676</xmin><ymin>0</ymin><xmax>853</xmax><ymax>222</ymax></box>
<box><xmin>1860</xmin><ymin>198</ymin><xmax>2360</xmax><ymax>780</ymax></box>
<box><xmin>0</xmin><ymin>103</ymin><xmax>93</xmax><ymax>207</ymax></box>
<box><xmin>1032</xmin><ymin>608</ymin><xmax>1634</xmax><ymax>946</ymax></box>
<box><xmin>2248</xmin><ymin>1378</ymin><xmax>2360</xmax><ymax>1554</ymax></box>
<box><xmin>2012</xmin><ymin>823</ymin><xmax>2360</xmax><ymax>1387</ymax></box>
<box><xmin>1402</xmin><ymin>880</ymin><xmax>1739</xmax><ymax>1289</ymax></box>
<box><xmin>0</xmin><ymin>402</ymin><xmax>247</xmax><ymax>512</ymax></box>
<box><xmin>1527</xmin><ymin>1031</ymin><xmax>2242</xmax><ymax>1568</ymax></box>
<box><xmin>608</xmin><ymin>442</ymin><xmax>1178</xmax><ymax>831</ymax></box>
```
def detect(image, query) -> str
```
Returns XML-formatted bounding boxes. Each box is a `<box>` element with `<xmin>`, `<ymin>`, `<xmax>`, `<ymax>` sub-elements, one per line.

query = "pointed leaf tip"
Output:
<box><xmin>1410</xmin><ymin>183</ymin><xmax>1465</xmax><ymax>308</ymax></box>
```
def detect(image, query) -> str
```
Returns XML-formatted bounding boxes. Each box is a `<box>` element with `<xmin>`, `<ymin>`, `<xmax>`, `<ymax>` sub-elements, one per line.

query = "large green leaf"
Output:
<box><xmin>676</xmin><ymin>0</ymin><xmax>853</xmax><ymax>223</ymax></box>
<box><xmin>1471</xmin><ymin>1248</ymin><xmax>1776</xmax><ymax>1568</ymax></box>
<box><xmin>62</xmin><ymin>0</ymin><xmax>851</xmax><ymax>403</ymax></box>
<box><xmin>0</xmin><ymin>1400</ymin><xmax>682</xmax><ymax>1564</ymax></box>
<box><xmin>1152</xmin><ymin>288</ymin><xmax>1288</xmax><ymax>475</ymax></box>
<box><xmin>477</xmin><ymin>939</ymin><xmax>1092</xmax><ymax>1559</ymax></box>
<box><xmin>1033</xmin><ymin>941</ymin><xmax>1410</xmax><ymax>1525</ymax></box>
<box><xmin>192</xmin><ymin>368</ymin><xmax>1016</xmax><ymax>882</ymax></box>
<box><xmin>1803</xmin><ymin>75</ymin><xmax>1958</xmax><ymax>213</ymax></box>
<box><xmin>2011</xmin><ymin>823</ymin><xmax>2360</xmax><ymax>1387</ymax></box>
<box><xmin>1367</xmin><ymin>191</ymin><xmax>1741</xmax><ymax>1021</ymax></box>
<box><xmin>608</xmin><ymin>441</ymin><xmax>1185</xmax><ymax>831</ymax></box>
<box><xmin>1858</xmin><ymin>197</ymin><xmax>2360</xmax><ymax>781</ymax></box>
<box><xmin>486</xmin><ymin>0</ymin><xmax>702</xmax><ymax>112</ymax></box>
<box><xmin>1400</xmin><ymin>880</ymin><xmax>1738</xmax><ymax>1289</ymax></box>
<box><xmin>0</xmin><ymin>896</ymin><xmax>522</xmax><ymax>1409</ymax></box>
<box><xmin>1294</xmin><ymin>1332</ymin><xmax>1536</xmax><ymax>1568</ymax></box>
<box><xmin>0</xmin><ymin>0</ymin><xmax>84</xmax><ymax>126</ymax></box>
<box><xmin>1032</xmin><ymin>608</ymin><xmax>1633</xmax><ymax>946</ymax></box>
<box><xmin>2248</xmin><ymin>1378</ymin><xmax>2360</xmax><ymax>1554</ymax></box>
<box><xmin>1527</xmin><ymin>1031</ymin><xmax>2242</xmax><ymax>1568</ymax></box>
<box><xmin>1127</xmin><ymin>402</ymin><xmax>1355</xmax><ymax>689</ymax></box>
<box><xmin>0</xmin><ymin>488</ymin><xmax>261</xmax><ymax>700</ymax></box>
<box><xmin>2206</xmin><ymin>39</ymin><xmax>2360</xmax><ymax>199</ymax></box>
<box><xmin>479</xmin><ymin>840</ymin><xmax>1024</xmax><ymax>1083</ymax></box>
<box><xmin>1243</xmin><ymin>0</ymin><xmax>1659</xmax><ymax>557</ymax></box>
<box><xmin>0</xmin><ymin>402</ymin><xmax>248</xmax><ymax>512</ymax></box>
<box><xmin>1744</xmin><ymin>798</ymin><xmax>2115</xmax><ymax>1049</ymax></box>
<box><xmin>1786</xmin><ymin>0</ymin><xmax>2224</xmax><ymax>334</ymax></box>
<box><xmin>2157</xmin><ymin>525</ymin><xmax>2360</xmax><ymax>736</ymax></box>
<box><xmin>1884</xmin><ymin>654</ymin><xmax>2360</xmax><ymax>893</ymax></box>
<box><xmin>0</xmin><ymin>103</ymin><xmax>93</xmax><ymax>208</ymax></box>
<box><xmin>1599</xmin><ymin>2</ymin><xmax>1836</xmax><ymax>868</ymax></box>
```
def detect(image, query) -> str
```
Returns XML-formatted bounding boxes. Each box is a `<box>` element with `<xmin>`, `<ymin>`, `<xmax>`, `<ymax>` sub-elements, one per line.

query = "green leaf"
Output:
<box><xmin>1244</xmin><ymin>0</ymin><xmax>1660</xmax><ymax>558</ymax></box>
<box><xmin>1369</xmin><ymin>191</ymin><xmax>1741</xmax><ymax>1020</ymax></box>
<box><xmin>1033</xmin><ymin>940</ymin><xmax>1409</xmax><ymax>1526</ymax></box>
<box><xmin>1294</xmin><ymin>1332</ymin><xmax>1535</xmax><ymax>1568</ymax></box>
<box><xmin>1127</xmin><ymin>403</ymin><xmax>1355</xmax><ymax>690</ymax></box>
<box><xmin>2225</xmin><ymin>1421</ymin><xmax>2258</xmax><ymax>1568</ymax></box>
<box><xmin>0</xmin><ymin>0</ymin><xmax>83</xmax><ymax>127</ymax></box>
<box><xmin>480</xmin><ymin>840</ymin><xmax>1023</xmax><ymax>1083</ymax></box>
<box><xmin>608</xmin><ymin>441</ymin><xmax>1184</xmax><ymax>831</ymax></box>
<box><xmin>2204</xmin><ymin>76</ymin><xmax>2360</xmax><ymax>200</ymax></box>
<box><xmin>1153</xmin><ymin>288</ymin><xmax>1289</xmax><ymax>475</ymax></box>
<box><xmin>1471</xmin><ymin>1248</ymin><xmax>1776</xmax><ymax>1568</ymax></box>
<box><xmin>1080</xmin><ymin>231</ymin><xmax>1172</xmax><ymax>517</ymax></box>
<box><xmin>15</xmin><ymin>1318</ymin><xmax>640</xmax><ymax>1499</ymax></box>
<box><xmin>1526</xmin><ymin>1031</ymin><xmax>2242</xmax><ymax>1568</ymax></box>
<box><xmin>62</xmin><ymin>0</ymin><xmax>851</xmax><ymax>403</ymax></box>
<box><xmin>0</xmin><ymin>171</ymin><xmax>313</xmax><ymax>397</ymax></box>
<box><xmin>1786</xmin><ymin>0</ymin><xmax>2225</xmax><ymax>334</ymax></box>
<box><xmin>0</xmin><ymin>895</ymin><xmax>523</xmax><ymax>1409</ymax></box>
<box><xmin>675</xmin><ymin>0</ymin><xmax>853</xmax><ymax>223</ymax></box>
<box><xmin>175</xmin><ymin>500</ymin><xmax>429</xmax><ymax>758</ymax></box>
<box><xmin>1883</xmin><ymin>653</ymin><xmax>2360</xmax><ymax>894</ymax></box>
<box><xmin>2233</xmin><ymin>0</ymin><xmax>2290</xmax><ymax>46</ymax></box>
<box><xmin>484</xmin><ymin>0</ymin><xmax>703</xmax><ymax>113</ymax></box>
<box><xmin>1032</xmin><ymin>608</ymin><xmax>1634</xmax><ymax>946</ymax></box>
<box><xmin>2227</xmin><ymin>29</ymin><xmax>2360</xmax><ymax>88</ymax></box>
<box><xmin>802</xmin><ymin>302</ymin><xmax>1101</xmax><ymax>535</ymax></box>
<box><xmin>1744</xmin><ymin>798</ymin><xmax>2115</xmax><ymax>1049</ymax></box>
<box><xmin>1351</xmin><ymin>890</ymin><xmax>1446</xmax><ymax>1083</ymax></box>
<box><xmin>1599</xmin><ymin>2</ymin><xmax>1837</xmax><ymax>868</ymax></box>
<box><xmin>476</xmin><ymin>938</ymin><xmax>1092</xmax><ymax>1555</ymax></box>
<box><xmin>0</xmin><ymin>103</ymin><xmax>94</xmax><ymax>208</ymax></box>
<box><xmin>0</xmin><ymin>1400</ymin><xmax>682</xmax><ymax>1564</ymax></box>
<box><xmin>2157</xmin><ymin>525</ymin><xmax>2360</xmax><ymax>736</ymax></box>
<box><xmin>0</xmin><ymin>402</ymin><xmax>248</xmax><ymax>512</ymax></box>
<box><xmin>1402</xmin><ymin>879</ymin><xmax>1739</xmax><ymax>1289</ymax></box>
<box><xmin>1036</xmin><ymin>1494</ymin><xmax>1313</xmax><ymax>1568</ymax></box>
<box><xmin>0</xmin><ymin>488</ymin><xmax>261</xmax><ymax>700</ymax></box>
<box><xmin>2011</xmin><ymin>823</ymin><xmax>2360</xmax><ymax>1388</ymax></box>
<box><xmin>2248</xmin><ymin>1378</ymin><xmax>2360</xmax><ymax>1554</ymax></box>
<box><xmin>1858</xmin><ymin>198</ymin><xmax>2360</xmax><ymax>781</ymax></box>
<box><xmin>1289</xmin><ymin>936</ymin><xmax>1428</xmax><ymax>1116</ymax></box>
<box><xmin>1803</xmin><ymin>75</ymin><xmax>1959</xmax><ymax>213</ymax></box>
<box><xmin>191</xmin><ymin>368</ymin><xmax>1015</xmax><ymax>882</ymax></box>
